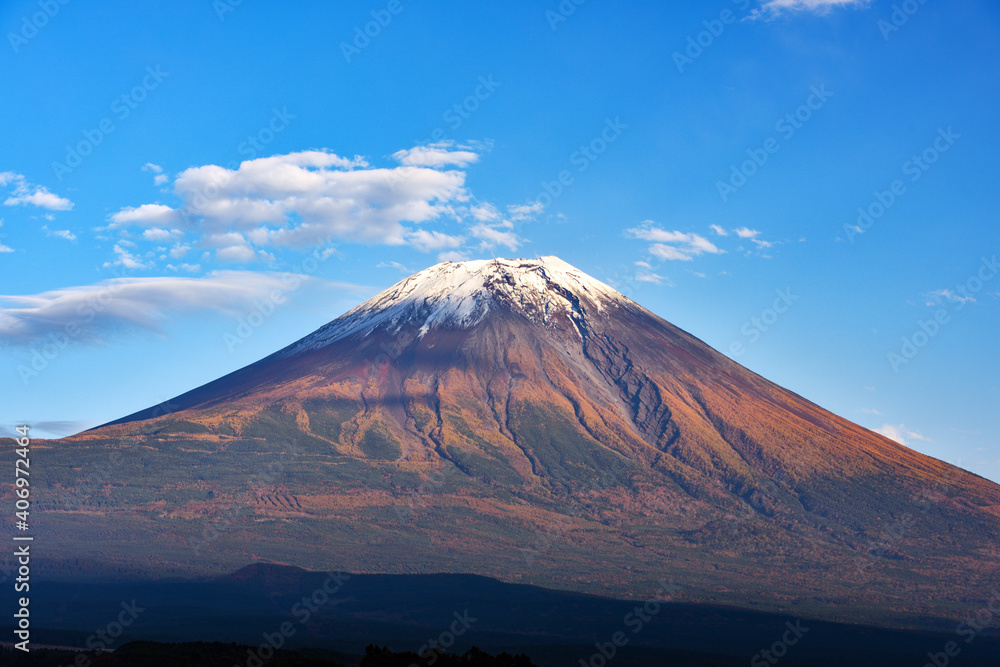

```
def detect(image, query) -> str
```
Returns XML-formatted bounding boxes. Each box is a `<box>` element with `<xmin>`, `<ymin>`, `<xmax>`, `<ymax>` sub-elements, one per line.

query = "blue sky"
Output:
<box><xmin>1</xmin><ymin>0</ymin><xmax>997</xmax><ymax>482</ymax></box>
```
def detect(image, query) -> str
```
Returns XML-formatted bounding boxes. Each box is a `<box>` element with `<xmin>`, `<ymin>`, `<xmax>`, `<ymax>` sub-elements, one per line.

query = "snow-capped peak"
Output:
<box><xmin>285</xmin><ymin>256</ymin><xmax>626</xmax><ymax>355</ymax></box>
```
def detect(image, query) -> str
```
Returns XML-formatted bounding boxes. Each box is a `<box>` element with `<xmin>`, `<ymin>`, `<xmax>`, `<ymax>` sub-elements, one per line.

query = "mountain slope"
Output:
<box><xmin>18</xmin><ymin>256</ymin><xmax>1000</xmax><ymax>628</ymax></box>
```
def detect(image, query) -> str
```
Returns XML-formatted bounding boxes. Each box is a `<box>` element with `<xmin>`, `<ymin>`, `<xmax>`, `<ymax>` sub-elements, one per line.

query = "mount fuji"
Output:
<box><xmin>31</xmin><ymin>256</ymin><xmax>1000</xmax><ymax>628</ymax></box>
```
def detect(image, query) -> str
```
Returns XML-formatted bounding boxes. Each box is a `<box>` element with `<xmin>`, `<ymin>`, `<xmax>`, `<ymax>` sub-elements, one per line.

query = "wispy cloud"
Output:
<box><xmin>142</xmin><ymin>228</ymin><xmax>183</xmax><ymax>241</ymax></box>
<box><xmin>0</xmin><ymin>172</ymin><xmax>73</xmax><ymax>211</ymax></box>
<box><xmin>751</xmin><ymin>0</ymin><xmax>871</xmax><ymax>19</ymax></box>
<box><xmin>392</xmin><ymin>141</ymin><xmax>482</xmax><ymax>168</ymax></box>
<box><xmin>470</xmin><ymin>222</ymin><xmax>522</xmax><ymax>251</ymax></box>
<box><xmin>873</xmin><ymin>423</ymin><xmax>931</xmax><ymax>446</ymax></box>
<box><xmin>626</xmin><ymin>222</ymin><xmax>724</xmax><ymax>262</ymax></box>
<box><xmin>636</xmin><ymin>272</ymin><xmax>672</xmax><ymax>286</ymax></box>
<box><xmin>42</xmin><ymin>226</ymin><xmax>77</xmax><ymax>242</ymax></box>
<box><xmin>377</xmin><ymin>261</ymin><xmax>410</xmax><ymax>272</ymax></box>
<box><xmin>0</xmin><ymin>271</ymin><xmax>364</xmax><ymax>344</ymax></box>
<box><xmin>142</xmin><ymin>162</ymin><xmax>169</xmax><ymax>186</ymax></box>
<box><xmin>924</xmin><ymin>289</ymin><xmax>976</xmax><ymax>306</ymax></box>
<box><xmin>508</xmin><ymin>201</ymin><xmax>544</xmax><ymax>221</ymax></box>
<box><xmin>0</xmin><ymin>420</ymin><xmax>101</xmax><ymax>439</ymax></box>
<box><xmin>405</xmin><ymin>229</ymin><xmax>465</xmax><ymax>253</ymax></box>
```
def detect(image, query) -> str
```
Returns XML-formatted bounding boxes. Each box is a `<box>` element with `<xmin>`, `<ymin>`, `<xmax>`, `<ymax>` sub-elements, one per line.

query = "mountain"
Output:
<box><xmin>19</xmin><ymin>256</ymin><xmax>1000</xmax><ymax>628</ymax></box>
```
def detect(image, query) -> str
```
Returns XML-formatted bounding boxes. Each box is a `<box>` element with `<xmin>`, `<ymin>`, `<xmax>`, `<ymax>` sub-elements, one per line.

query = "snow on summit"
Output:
<box><xmin>286</xmin><ymin>256</ymin><xmax>626</xmax><ymax>354</ymax></box>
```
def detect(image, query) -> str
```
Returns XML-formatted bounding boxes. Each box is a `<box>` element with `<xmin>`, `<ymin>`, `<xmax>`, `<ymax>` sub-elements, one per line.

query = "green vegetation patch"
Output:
<box><xmin>359</xmin><ymin>422</ymin><xmax>402</xmax><ymax>461</ymax></box>
<box><xmin>303</xmin><ymin>398</ymin><xmax>363</xmax><ymax>443</ymax></box>
<box><xmin>511</xmin><ymin>401</ymin><xmax>627</xmax><ymax>488</ymax></box>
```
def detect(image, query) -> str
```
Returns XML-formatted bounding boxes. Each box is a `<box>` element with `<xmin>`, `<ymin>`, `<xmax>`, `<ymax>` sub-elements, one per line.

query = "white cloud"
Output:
<box><xmin>636</xmin><ymin>272</ymin><xmax>671</xmax><ymax>285</ymax></box>
<box><xmin>753</xmin><ymin>0</ymin><xmax>870</xmax><ymax>17</ymax></box>
<box><xmin>405</xmin><ymin>229</ymin><xmax>465</xmax><ymax>253</ymax></box>
<box><xmin>376</xmin><ymin>261</ymin><xmax>410</xmax><ymax>272</ymax></box>
<box><xmin>925</xmin><ymin>289</ymin><xmax>975</xmax><ymax>306</ymax></box>
<box><xmin>0</xmin><ymin>271</ymin><xmax>362</xmax><ymax>344</ymax></box>
<box><xmin>393</xmin><ymin>142</ymin><xmax>480</xmax><ymax>168</ymax></box>
<box><xmin>734</xmin><ymin>227</ymin><xmax>760</xmax><ymax>239</ymax></box>
<box><xmin>709</xmin><ymin>224</ymin><xmax>728</xmax><ymax>236</ymax></box>
<box><xmin>470</xmin><ymin>223</ymin><xmax>522</xmax><ymax>251</ymax></box>
<box><xmin>142</xmin><ymin>228</ymin><xmax>183</xmax><ymax>241</ymax></box>
<box><xmin>110</xmin><ymin>149</ymin><xmax>477</xmax><ymax>256</ymax></box>
<box><xmin>0</xmin><ymin>172</ymin><xmax>73</xmax><ymax>211</ymax></box>
<box><xmin>470</xmin><ymin>203</ymin><xmax>501</xmax><ymax>222</ymax></box>
<box><xmin>104</xmin><ymin>243</ymin><xmax>150</xmax><ymax>270</ymax></box>
<box><xmin>142</xmin><ymin>163</ymin><xmax>169</xmax><ymax>185</ymax></box>
<box><xmin>42</xmin><ymin>226</ymin><xmax>77</xmax><ymax>242</ymax></box>
<box><xmin>0</xmin><ymin>243</ymin><xmax>12</xmax><ymax>253</ymax></box>
<box><xmin>111</xmin><ymin>204</ymin><xmax>184</xmax><ymax>228</ymax></box>
<box><xmin>166</xmin><ymin>263</ymin><xmax>201</xmax><ymax>273</ymax></box>
<box><xmin>206</xmin><ymin>232</ymin><xmax>260</xmax><ymax>263</ymax></box>
<box><xmin>873</xmin><ymin>423</ymin><xmax>931</xmax><ymax>446</ymax></box>
<box><xmin>648</xmin><ymin>244</ymin><xmax>694</xmax><ymax>261</ymax></box>
<box><xmin>508</xmin><ymin>201</ymin><xmax>545</xmax><ymax>221</ymax></box>
<box><xmin>627</xmin><ymin>222</ymin><xmax>723</xmax><ymax>261</ymax></box>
